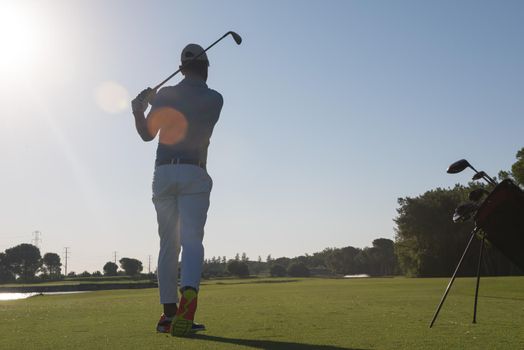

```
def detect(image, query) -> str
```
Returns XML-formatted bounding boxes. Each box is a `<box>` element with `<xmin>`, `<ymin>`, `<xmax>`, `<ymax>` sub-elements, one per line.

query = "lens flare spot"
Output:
<box><xmin>94</xmin><ymin>81</ymin><xmax>129</xmax><ymax>114</ymax></box>
<box><xmin>148</xmin><ymin>107</ymin><xmax>188</xmax><ymax>145</ymax></box>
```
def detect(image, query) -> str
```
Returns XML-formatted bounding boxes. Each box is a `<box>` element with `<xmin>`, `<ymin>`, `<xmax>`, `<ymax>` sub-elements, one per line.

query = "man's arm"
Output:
<box><xmin>133</xmin><ymin>110</ymin><xmax>154</xmax><ymax>142</ymax></box>
<box><xmin>132</xmin><ymin>88</ymin><xmax>156</xmax><ymax>142</ymax></box>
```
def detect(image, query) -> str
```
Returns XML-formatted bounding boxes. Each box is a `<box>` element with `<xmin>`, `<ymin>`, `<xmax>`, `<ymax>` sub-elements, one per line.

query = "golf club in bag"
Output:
<box><xmin>429</xmin><ymin>159</ymin><xmax>524</xmax><ymax>328</ymax></box>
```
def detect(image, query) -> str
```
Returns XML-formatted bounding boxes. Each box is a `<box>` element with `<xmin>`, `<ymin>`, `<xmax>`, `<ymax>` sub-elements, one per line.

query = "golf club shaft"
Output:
<box><xmin>152</xmin><ymin>32</ymin><xmax>231</xmax><ymax>91</ymax></box>
<box><xmin>470</xmin><ymin>166</ymin><xmax>497</xmax><ymax>186</ymax></box>
<box><xmin>483</xmin><ymin>177</ymin><xmax>497</xmax><ymax>186</ymax></box>
<box><xmin>483</xmin><ymin>175</ymin><xmax>497</xmax><ymax>186</ymax></box>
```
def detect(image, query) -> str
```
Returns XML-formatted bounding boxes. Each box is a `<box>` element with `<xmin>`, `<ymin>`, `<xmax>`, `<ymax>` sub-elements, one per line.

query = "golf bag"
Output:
<box><xmin>430</xmin><ymin>178</ymin><xmax>524</xmax><ymax>327</ymax></box>
<box><xmin>475</xmin><ymin>179</ymin><xmax>524</xmax><ymax>271</ymax></box>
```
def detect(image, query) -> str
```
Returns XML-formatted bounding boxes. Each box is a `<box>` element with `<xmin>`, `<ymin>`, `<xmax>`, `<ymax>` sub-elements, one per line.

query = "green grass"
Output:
<box><xmin>1</xmin><ymin>277</ymin><xmax>523</xmax><ymax>349</ymax></box>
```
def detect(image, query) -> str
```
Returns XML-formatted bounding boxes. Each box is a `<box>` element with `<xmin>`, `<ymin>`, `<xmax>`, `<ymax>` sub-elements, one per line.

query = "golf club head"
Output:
<box><xmin>472</xmin><ymin>171</ymin><xmax>487</xmax><ymax>181</ymax></box>
<box><xmin>453</xmin><ymin>202</ymin><xmax>479</xmax><ymax>223</ymax></box>
<box><xmin>228</xmin><ymin>31</ymin><xmax>242</xmax><ymax>45</ymax></box>
<box><xmin>447</xmin><ymin>159</ymin><xmax>471</xmax><ymax>174</ymax></box>
<box><xmin>469</xmin><ymin>188</ymin><xmax>489</xmax><ymax>202</ymax></box>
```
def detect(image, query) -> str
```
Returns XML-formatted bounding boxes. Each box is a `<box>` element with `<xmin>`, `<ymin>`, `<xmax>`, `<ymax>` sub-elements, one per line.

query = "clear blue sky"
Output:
<box><xmin>1</xmin><ymin>0</ymin><xmax>523</xmax><ymax>273</ymax></box>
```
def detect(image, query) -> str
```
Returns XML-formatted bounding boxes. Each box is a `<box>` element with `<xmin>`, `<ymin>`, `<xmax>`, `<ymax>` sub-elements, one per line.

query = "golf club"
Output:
<box><xmin>447</xmin><ymin>159</ymin><xmax>474</xmax><ymax>174</ymax></box>
<box><xmin>152</xmin><ymin>31</ymin><xmax>242</xmax><ymax>91</ymax></box>
<box><xmin>472</xmin><ymin>171</ymin><xmax>497</xmax><ymax>186</ymax></box>
<box><xmin>472</xmin><ymin>171</ymin><xmax>486</xmax><ymax>181</ymax></box>
<box><xmin>452</xmin><ymin>201</ymin><xmax>479</xmax><ymax>223</ymax></box>
<box><xmin>469</xmin><ymin>188</ymin><xmax>489</xmax><ymax>202</ymax></box>
<box><xmin>447</xmin><ymin>159</ymin><xmax>497</xmax><ymax>186</ymax></box>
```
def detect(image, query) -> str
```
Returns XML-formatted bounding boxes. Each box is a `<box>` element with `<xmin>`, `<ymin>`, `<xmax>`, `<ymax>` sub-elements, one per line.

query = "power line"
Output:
<box><xmin>63</xmin><ymin>247</ymin><xmax>70</xmax><ymax>276</ymax></box>
<box><xmin>32</xmin><ymin>231</ymin><xmax>42</xmax><ymax>248</ymax></box>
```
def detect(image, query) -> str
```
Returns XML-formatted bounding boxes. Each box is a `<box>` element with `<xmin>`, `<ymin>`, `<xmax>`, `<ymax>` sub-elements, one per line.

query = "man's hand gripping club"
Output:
<box><xmin>132</xmin><ymin>88</ymin><xmax>157</xmax><ymax>141</ymax></box>
<box><xmin>132</xmin><ymin>88</ymin><xmax>156</xmax><ymax>114</ymax></box>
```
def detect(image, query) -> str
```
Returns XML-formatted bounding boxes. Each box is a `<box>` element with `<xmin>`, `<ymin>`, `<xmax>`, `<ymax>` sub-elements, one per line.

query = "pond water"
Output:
<box><xmin>0</xmin><ymin>291</ymin><xmax>89</xmax><ymax>301</ymax></box>
<box><xmin>343</xmin><ymin>274</ymin><xmax>370</xmax><ymax>278</ymax></box>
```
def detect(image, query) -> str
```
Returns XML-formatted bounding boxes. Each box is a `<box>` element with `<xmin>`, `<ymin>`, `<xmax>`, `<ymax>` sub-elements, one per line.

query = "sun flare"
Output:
<box><xmin>0</xmin><ymin>3</ymin><xmax>46</xmax><ymax>75</ymax></box>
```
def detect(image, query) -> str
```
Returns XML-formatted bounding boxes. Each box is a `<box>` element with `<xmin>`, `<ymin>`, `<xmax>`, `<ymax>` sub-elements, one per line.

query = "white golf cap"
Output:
<box><xmin>181</xmin><ymin>43</ymin><xmax>209</xmax><ymax>63</ymax></box>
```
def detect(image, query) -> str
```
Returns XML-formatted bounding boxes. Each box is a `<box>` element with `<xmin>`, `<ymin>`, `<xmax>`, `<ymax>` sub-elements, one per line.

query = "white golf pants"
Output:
<box><xmin>152</xmin><ymin>164</ymin><xmax>212</xmax><ymax>304</ymax></box>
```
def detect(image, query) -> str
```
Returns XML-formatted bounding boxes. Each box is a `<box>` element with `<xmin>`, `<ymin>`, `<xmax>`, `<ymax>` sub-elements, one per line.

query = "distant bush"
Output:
<box><xmin>79</xmin><ymin>271</ymin><xmax>91</xmax><ymax>278</ymax></box>
<box><xmin>0</xmin><ymin>270</ymin><xmax>15</xmax><ymax>283</ymax></box>
<box><xmin>92</xmin><ymin>271</ymin><xmax>102</xmax><ymax>277</ymax></box>
<box><xmin>227</xmin><ymin>260</ymin><xmax>249</xmax><ymax>277</ymax></box>
<box><xmin>119</xmin><ymin>258</ymin><xmax>143</xmax><ymax>276</ymax></box>
<box><xmin>269</xmin><ymin>264</ymin><xmax>287</xmax><ymax>277</ymax></box>
<box><xmin>273</xmin><ymin>257</ymin><xmax>291</xmax><ymax>269</ymax></box>
<box><xmin>287</xmin><ymin>262</ymin><xmax>310</xmax><ymax>277</ymax></box>
<box><xmin>0</xmin><ymin>252</ymin><xmax>15</xmax><ymax>283</ymax></box>
<box><xmin>103</xmin><ymin>262</ymin><xmax>118</xmax><ymax>276</ymax></box>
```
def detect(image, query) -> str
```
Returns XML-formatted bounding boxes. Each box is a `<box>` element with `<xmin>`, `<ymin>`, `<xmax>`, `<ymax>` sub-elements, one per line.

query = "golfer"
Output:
<box><xmin>131</xmin><ymin>44</ymin><xmax>223</xmax><ymax>336</ymax></box>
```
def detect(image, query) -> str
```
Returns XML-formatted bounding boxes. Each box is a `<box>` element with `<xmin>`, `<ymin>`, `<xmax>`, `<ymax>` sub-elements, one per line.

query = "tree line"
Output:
<box><xmin>202</xmin><ymin>238</ymin><xmax>398</xmax><ymax>278</ymax></box>
<box><xmin>0</xmin><ymin>243</ymin><xmax>148</xmax><ymax>283</ymax></box>
<box><xmin>0</xmin><ymin>237</ymin><xmax>400</xmax><ymax>283</ymax></box>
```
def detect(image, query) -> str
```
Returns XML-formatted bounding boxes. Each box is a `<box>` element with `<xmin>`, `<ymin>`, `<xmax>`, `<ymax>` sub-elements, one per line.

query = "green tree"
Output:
<box><xmin>496</xmin><ymin>147</ymin><xmax>524</xmax><ymax>186</ymax></box>
<box><xmin>269</xmin><ymin>264</ymin><xmax>286</xmax><ymax>277</ymax></box>
<box><xmin>4</xmin><ymin>244</ymin><xmax>42</xmax><ymax>280</ymax></box>
<box><xmin>371</xmin><ymin>238</ymin><xmax>397</xmax><ymax>275</ymax></box>
<box><xmin>394</xmin><ymin>185</ymin><xmax>477</xmax><ymax>277</ymax></box>
<box><xmin>0</xmin><ymin>252</ymin><xmax>15</xmax><ymax>283</ymax></box>
<box><xmin>227</xmin><ymin>260</ymin><xmax>249</xmax><ymax>277</ymax></box>
<box><xmin>287</xmin><ymin>262</ymin><xmax>310</xmax><ymax>277</ymax></box>
<box><xmin>511</xmin><ymin>147</ymin><xmax>524</xmax><ymax>186</ymax></box>
<box><xmin>273</xmin><ymin>257</ymin><xmax>291</xmax><ymax>269</ymax></box>
<box><xmin>321</xmin><ymin>248</ymin><xmax>342</xmax><ymax>274</ymax></box>
<box><xmin>322</xmin><ymin>246</ymin><xmax>362</xmax><ymax>275</ymax></box>
<box><xmin>42</xmin><ymin>252</ymin><xmax>62</xmax><ymax>277</ymax></box>
<box><xmin>202</xmin><ymin>257</ymin><xmax>227</xmax><ymax>278</ymax></box>
<box><xmin>103</xmin><ymin>261</ymin><xmax>118</xmax><ymax>276</ymax></box>
<box><xmin>354</xmin><ymin>248</ymin><xmax>374</xmax><ymax>274</ymax></box>
<box><xmin>119</xmin><ymin>258</ymin><xmax>143</xmax><ymax>276</ymax></box>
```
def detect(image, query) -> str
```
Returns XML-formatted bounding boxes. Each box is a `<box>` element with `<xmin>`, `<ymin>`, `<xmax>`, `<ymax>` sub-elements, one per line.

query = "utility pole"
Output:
<box><xmin>113</xmin><ymin>251</ymin><xmax>118</xmax><ymax>265</ymax></box>
<box><xmin>63</xmin><ymin>247</ymin><xmax>70</xmax><ymax>276</ymax></box>
<box><xmin>32</xmin><ymin>231</ymin><xmax>42</xmax><ymax>249</ymax></box>
<box><xmin>148</xmin><ymin>255</ymin><xmax>151</xmax><ymax>273</ymax></box>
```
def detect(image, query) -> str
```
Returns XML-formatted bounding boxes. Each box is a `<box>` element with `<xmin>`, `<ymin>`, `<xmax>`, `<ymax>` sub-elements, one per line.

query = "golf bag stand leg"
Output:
<box><xmin>429</xmin><ymin>227</ymin><xmax>479</xmax><ymax>328</ymax></box>
<box><xmin>472</xmin><ymin>235</ymin><xmax>485</xmax><ymax>324</ymax></box>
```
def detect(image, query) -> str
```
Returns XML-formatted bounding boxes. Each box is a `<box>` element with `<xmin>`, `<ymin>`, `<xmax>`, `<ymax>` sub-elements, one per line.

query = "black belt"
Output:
<box><xmin>155</xmin><ymin>158</ymin><xmax>206</xmax><ymax>169</ymax></box>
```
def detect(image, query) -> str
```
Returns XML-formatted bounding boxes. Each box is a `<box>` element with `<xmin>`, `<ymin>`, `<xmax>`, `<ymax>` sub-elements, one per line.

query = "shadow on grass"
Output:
<box><xmin>213</xmin><ymin>279</ymin><xmax>300</xmax><ymax>286</ymax></box>
<box><xmin>482</xmin><ymin>294</ymin><xmax>524</xmax><ymax>301</ymax></box>
<box><xmin>191</xmin><ymin>334</ymin><xmax>368</xmax><ymax>350</ymax></box>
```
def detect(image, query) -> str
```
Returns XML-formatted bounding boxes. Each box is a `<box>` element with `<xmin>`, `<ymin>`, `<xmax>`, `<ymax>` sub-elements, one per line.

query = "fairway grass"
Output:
<box><xmin>1</xmin><ymin>277</ymin><xmax>523</xmax><ymax>349</ymax></box>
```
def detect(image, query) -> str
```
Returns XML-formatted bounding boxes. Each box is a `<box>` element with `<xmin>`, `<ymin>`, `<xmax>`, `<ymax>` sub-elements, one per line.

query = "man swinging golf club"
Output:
<box><xmin>132</xmin><ymin>43</ymin><xmax>223</xmax><ymax>336</ymax></box>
